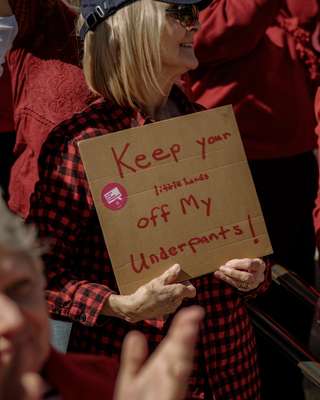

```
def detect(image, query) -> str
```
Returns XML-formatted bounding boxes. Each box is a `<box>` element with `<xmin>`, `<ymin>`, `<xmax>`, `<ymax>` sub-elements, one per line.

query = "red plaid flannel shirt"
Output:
<box><xmin>28</xmin><ymin>86</ymin><xmax>270</xmax><ymax>399</ymax></box>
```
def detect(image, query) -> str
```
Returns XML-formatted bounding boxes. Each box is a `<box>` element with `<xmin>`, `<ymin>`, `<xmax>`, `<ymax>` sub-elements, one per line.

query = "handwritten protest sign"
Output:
<box><xmin>79</xmin><ymin>105</ymin><xmax>272</xmax><ymax>294</ymax></box>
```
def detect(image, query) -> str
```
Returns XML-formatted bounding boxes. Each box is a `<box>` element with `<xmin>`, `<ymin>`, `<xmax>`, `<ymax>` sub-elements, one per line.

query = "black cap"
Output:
<box><xmin>80</xmin><ymin>0</ymin><xmax>212</xmax><ymax>39</ymax></box>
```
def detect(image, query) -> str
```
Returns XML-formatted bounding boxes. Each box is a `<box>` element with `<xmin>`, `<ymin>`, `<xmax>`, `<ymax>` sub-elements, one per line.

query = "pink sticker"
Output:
<box><xmin>101</xmin><ymin>183</ymin><xmax>128</xmax><ymax>211</ymax></box>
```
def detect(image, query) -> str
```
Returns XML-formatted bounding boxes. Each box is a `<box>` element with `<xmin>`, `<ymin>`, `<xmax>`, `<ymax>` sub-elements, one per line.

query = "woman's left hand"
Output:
<box><xmin>214</xmin><ymin>258</ymin><xmax>266</xmax><ymax>292</ymax></box>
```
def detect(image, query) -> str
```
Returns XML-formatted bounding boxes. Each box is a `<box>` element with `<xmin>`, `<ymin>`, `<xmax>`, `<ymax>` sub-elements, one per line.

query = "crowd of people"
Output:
<box><xmin>1</xmin><ymin>0</ymin><xmax>320</xmax><ymax>399</ymax></box>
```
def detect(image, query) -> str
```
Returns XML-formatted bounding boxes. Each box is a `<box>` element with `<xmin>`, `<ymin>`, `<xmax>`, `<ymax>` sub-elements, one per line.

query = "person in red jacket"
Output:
<box><xmin>186</xmin><ymin>0</ymin><xmax>320</xmax><ymax>286</ymax></box>
<box><xmin>0</xmin><ymin>194</ymin><xmax>204</xmax><ymax>400</ymax></box>
<box><xmin>3</xmin><ymin>0</ymin><xmax>94</xmax><ymax>218</ymax></box>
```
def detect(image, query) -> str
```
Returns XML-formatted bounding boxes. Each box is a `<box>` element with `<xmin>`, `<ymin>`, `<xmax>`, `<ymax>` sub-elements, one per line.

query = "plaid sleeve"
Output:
<box><xmin>28</xmin><ymin>128</ymin><xmax>114</xmax><ymax>327</ymax></box>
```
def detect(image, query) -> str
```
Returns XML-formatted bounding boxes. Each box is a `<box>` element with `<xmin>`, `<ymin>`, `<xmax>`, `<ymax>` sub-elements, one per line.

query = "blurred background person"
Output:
<box><xmin>186</xmin><ymin>0</ymin><xmax>320</xmax><ymax>286</ymax></box>
<box><xmin>1</xmin><ymin>0</ymin><xmax>93</xmax><ymax>217</ymax></box>
<box><xmin>185</xmin><ymin>2</ymin><xmax>320</xmax><ymax>398</ymax></box>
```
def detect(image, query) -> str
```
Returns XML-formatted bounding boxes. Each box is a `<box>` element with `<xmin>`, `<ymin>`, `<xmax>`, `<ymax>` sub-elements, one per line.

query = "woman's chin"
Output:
<box><xmin>181</xmin><ymin>56</ymin><xmax>199</xmax><ymax>72</ymax></box>
<box><xmin>188</xmin><ymin>58</ymin><xmax>199</xmax><ymax>71</ymax></box>
<box><xmin>20</xmin><ymin>340</ymin><xmax>49</xmax><ymax>374</ymax></box>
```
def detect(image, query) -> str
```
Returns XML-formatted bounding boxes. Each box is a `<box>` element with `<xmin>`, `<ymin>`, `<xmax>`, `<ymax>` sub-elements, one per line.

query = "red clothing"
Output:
<box><xmin>312</xmin><ymin>88</ymin><xmax>320</xmax><ymax>243</ymax></box>
<box><xmin>6</xmin><ymin>0</ymin><xmax>94</xmax><ymax>217</ymax></box>
<box><xmin>43</xmin><ymin>348</ymin><xmax>118</xmax><ymax>399</ymax></box>
<box><xmin>187</xmin><ymin>0</ymin><xmax>318</xmax><ymax>159</ymax></box>
<box><xmin>0</xmin><ymin>64</ymin><xmax>14</xmax><ymax>132</ymax></box>
<box><xmin>28</xmin><ymin>86</ymin><xmax>270</xmax><ymax>399</ymax></box>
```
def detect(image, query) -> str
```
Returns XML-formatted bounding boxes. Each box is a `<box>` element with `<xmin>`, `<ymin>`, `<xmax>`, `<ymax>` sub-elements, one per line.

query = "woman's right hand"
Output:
<box><xmin>105</xmin><ymin>264</ymin><xmax>196</xmax><ymax>323</ymax></box>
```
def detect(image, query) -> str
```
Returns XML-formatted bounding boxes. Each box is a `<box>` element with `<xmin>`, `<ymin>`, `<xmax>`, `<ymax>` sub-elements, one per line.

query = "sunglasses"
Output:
<box><xmin>165</xmin><ymin>4</ymin><xmax>199</xmax><ymax>30</ymax></box>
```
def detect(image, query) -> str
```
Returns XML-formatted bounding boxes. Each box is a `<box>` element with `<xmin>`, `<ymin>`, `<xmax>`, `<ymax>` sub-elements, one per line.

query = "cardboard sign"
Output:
<box><xmin>79</xmin><ymin>106</ymin><xmax>272</xmax><ymax>294</ymax></box>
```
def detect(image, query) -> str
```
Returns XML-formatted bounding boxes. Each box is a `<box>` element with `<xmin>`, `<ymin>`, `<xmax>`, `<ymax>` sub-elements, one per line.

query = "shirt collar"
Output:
<box><xmin>130</xmin><ymin>84</ymin><xmax>191</xmax><ymax>127</ymax></box>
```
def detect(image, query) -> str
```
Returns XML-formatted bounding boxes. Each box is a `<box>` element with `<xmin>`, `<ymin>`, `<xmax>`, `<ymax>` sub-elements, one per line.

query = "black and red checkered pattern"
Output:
<box><xmin>28</xmin><ymin>86</ymin><xmax>269</xmax><ymax>399</ymax></box>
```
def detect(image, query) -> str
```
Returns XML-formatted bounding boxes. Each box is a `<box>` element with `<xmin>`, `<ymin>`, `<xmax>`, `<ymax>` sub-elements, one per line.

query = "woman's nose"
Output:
<box><xmin>0</xmin><ymin>293</ymin><xmax>25</xmax><ymax>338</ymax></box>
<box><xmin>186</xmin><ymin>19</ymin><xmax>200</xmax><ymax>32</ymax></box>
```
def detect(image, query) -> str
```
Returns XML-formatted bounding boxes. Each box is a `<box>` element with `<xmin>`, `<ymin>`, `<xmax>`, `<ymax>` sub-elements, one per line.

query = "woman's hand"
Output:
<box><xmin>214</xmin><ymin>258</ymin><xmax>266</xmax><ymax>292</ymax></box>
<box><xmin>104</xmin><ymin>264</ymin><xmax>196</xmax><ymax>323</ymax></box>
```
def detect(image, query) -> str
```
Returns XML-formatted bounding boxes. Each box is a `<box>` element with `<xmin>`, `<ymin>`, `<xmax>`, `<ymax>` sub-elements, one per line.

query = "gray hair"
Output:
<box><xmin>0</xmin><ymin>194</ymin><xmax>43</xmax><ymax>260</ymax></box>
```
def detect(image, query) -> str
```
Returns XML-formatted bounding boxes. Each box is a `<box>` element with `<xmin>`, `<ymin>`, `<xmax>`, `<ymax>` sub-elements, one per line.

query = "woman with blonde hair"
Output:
<box><xmin>28</xmin><ymin>0</ymin><xmax>268</xmax><ymax>398</ymax></box>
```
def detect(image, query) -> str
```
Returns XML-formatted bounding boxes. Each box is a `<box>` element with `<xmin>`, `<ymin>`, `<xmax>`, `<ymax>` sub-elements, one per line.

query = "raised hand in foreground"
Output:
<box><xmin>114</xmin><ymin>306</ymin><xmax>204</xmax><ymax>400</ymax></box>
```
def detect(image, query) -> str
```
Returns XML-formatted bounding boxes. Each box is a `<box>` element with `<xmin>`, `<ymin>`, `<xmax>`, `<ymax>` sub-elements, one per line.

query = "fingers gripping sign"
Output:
<box><xmin>121</xmin><ymin>264</ymin><xmax>197</xmax><ymax>323</ymax></box>
<box><xmin>214</xmin><ymin>258</ymin><xmax>266</xmax><ymax>292</ymax></box>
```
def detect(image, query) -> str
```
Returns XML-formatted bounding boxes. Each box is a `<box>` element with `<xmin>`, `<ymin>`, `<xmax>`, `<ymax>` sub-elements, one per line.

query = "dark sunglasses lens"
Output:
<box><xmin>180</xmin><ymin>6</ymin><xmax>198</xmax><ymax>27</ymax></box>
<box><xmin>181</xmin><ymin>13</ymin><xmax>195</xmax><ymax>27</ymax></box>
<box><xmin>166</xmin><ymin>5</ymin><xmax>199</xmax><ymax>28</ymax></box>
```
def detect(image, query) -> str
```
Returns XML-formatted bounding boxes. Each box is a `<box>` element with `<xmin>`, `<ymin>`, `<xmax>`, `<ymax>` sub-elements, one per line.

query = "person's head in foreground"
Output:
<box><xmin>0</xmin><ymin>196</ymin><xmax>50</xmax><ymax>372</ymax></box>
<box><xmin>79</xmin><ymin>0</ymin><xmax>208</xmax><ymax>115</ymax></box>
<box><xmin>0</xmin><ymin>194</ymin><xmax>49</xmax><ymax>399</ymax></box>
<box><xmin>0</xmin><ymin>194</ymin><xmax>204</xmax><ymax>400</ymax></box>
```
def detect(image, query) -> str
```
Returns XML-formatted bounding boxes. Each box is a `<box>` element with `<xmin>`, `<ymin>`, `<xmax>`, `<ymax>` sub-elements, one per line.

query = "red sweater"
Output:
<box><xmin>43</xmin><ymin>349</ymin><xmax>118</xmax><ymax>399</ymax></box>
<box><xmin>0</xmin><ymin>64</ymin><xmax>14</xmax><ymax>132</ymax></box>
<box><xmin>187</xmin><ymin>0</ymin><xmax>318</xmax><ymax>159</ymax></box>
<box><xmin>6</xmin><ymin>0</ymin><xmax>94</xmax><ymax>217</ymax></box>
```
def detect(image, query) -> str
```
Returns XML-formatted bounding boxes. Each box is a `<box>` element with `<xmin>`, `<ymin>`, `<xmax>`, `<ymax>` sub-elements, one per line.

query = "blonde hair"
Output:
<box><xmin>65</xmin><ymin>0</ymin><xmax>80</xmax><ymax>6</ymax></box>
<box><xmin>81</xmin><ymin>0</ymin><xmax>166</xmax><ymax>108</ymax></box>
<box><xmin>0</xmin><ymin>194</ymin><xmax>43</xmax><ymax>262</ymax></box>
<box><xmin>62</xmin><ymin>0</ymin><xmax>80</xmax><ymax>10</ymax></box>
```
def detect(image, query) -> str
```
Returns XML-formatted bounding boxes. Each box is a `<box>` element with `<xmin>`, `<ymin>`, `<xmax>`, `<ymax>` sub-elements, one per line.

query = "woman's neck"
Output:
<box><xmin>142</xmin><ymin>75</ymin><xmax>179</xmax><ymax>121</ymax></box>
<box><xmin>143</xmin><ymin>97</ymin><xmax>169</xmax><ymax>121</ymax></box>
